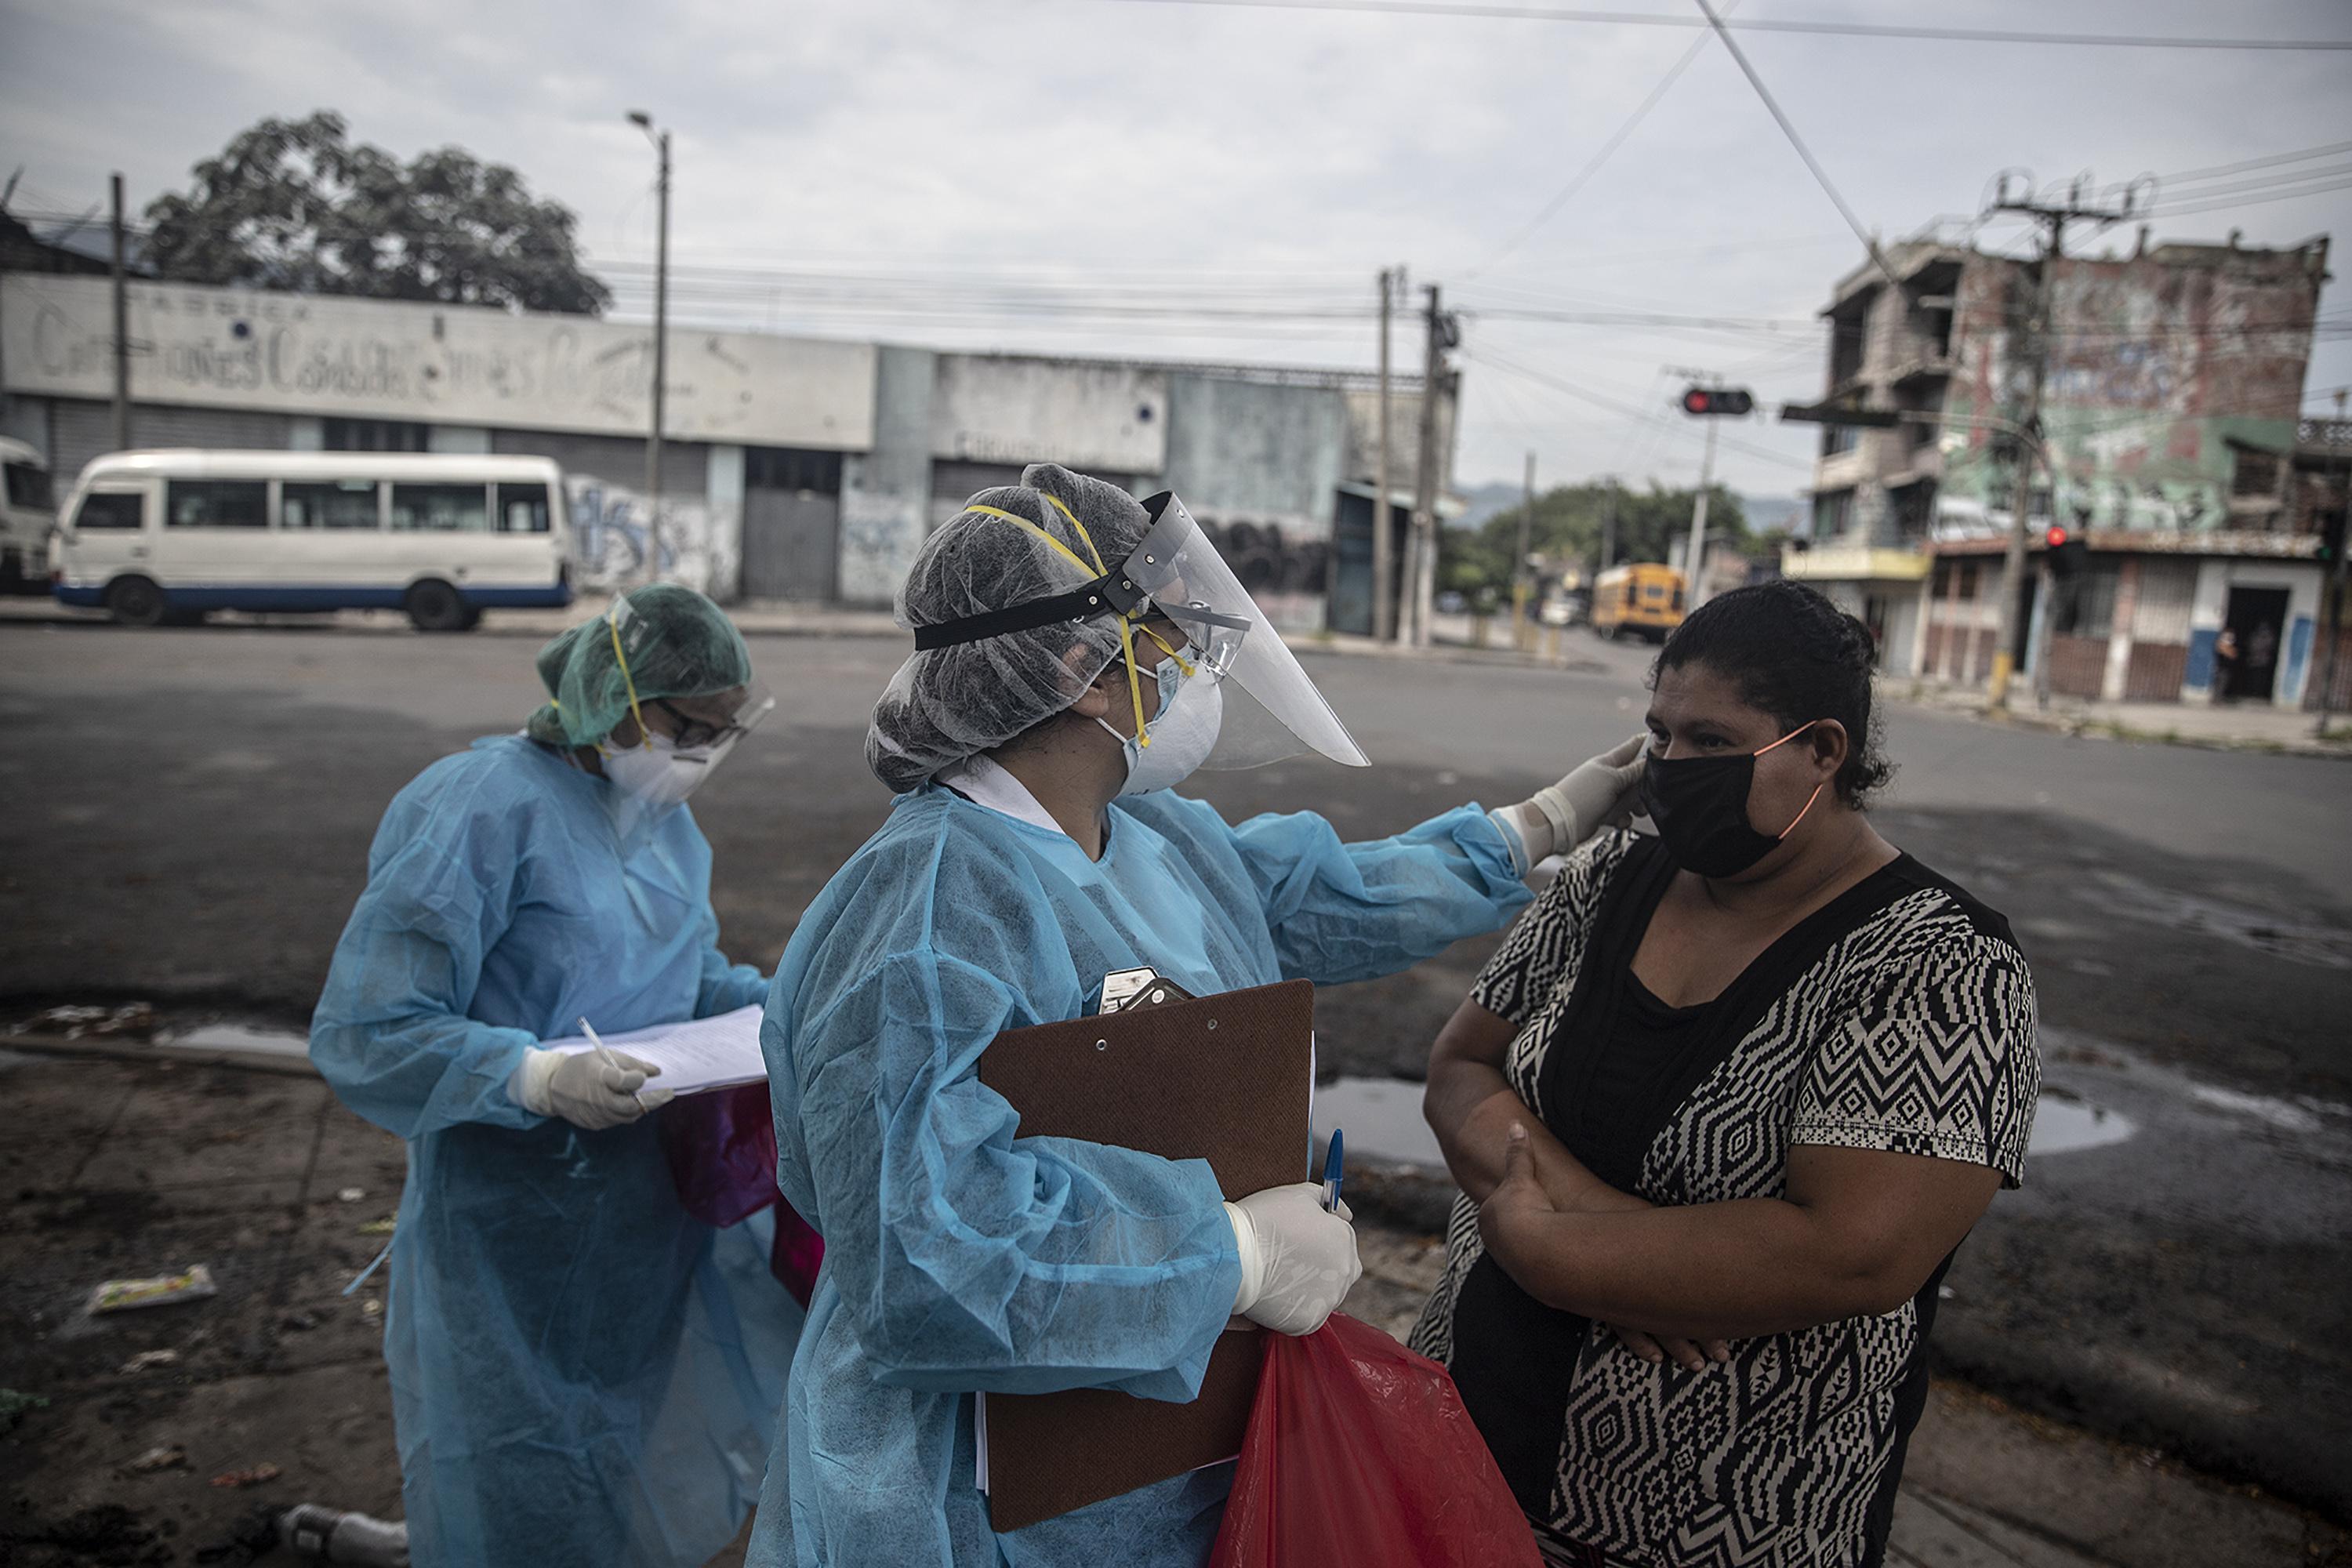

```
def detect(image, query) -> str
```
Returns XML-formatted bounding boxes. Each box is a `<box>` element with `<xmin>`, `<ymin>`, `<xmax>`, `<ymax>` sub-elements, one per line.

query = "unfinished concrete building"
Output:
<box><xmin>1783</xmin><ymin>229</ymin><xmax>2333</xmax><ymax>706</ymax></box>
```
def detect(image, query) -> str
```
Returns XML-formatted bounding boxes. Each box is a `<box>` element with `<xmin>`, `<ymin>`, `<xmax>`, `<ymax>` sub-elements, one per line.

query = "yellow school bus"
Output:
<box><xmin>1590</xmin><ymin>562</ymin><xmax>1687</xmax><ymax>641</ymax></box>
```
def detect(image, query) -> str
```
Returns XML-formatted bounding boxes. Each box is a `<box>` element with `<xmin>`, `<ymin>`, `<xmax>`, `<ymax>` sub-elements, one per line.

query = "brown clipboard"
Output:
<box><xmin>973</xmin><ymin>977</ymin><xmax>1315</xmax><ymax>1534</ymax></box>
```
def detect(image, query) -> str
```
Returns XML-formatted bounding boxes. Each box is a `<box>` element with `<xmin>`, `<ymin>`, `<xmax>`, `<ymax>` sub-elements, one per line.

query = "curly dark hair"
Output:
<box><xmin>1651</xmin><ymin>579</ymin><xmax>1896</xmax><ymax>808</ymax></box>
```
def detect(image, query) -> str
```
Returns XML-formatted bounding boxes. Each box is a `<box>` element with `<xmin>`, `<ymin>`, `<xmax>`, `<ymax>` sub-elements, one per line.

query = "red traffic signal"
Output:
<box><xmin>1681</xmin><ymin>386</ymin><xmax>1755</xmax><ymax>417</ymax></box>
<box><xmin>2044</xmin><ymin>525</ymin><xmax>2069</xmax><ymax>549</ymax></box>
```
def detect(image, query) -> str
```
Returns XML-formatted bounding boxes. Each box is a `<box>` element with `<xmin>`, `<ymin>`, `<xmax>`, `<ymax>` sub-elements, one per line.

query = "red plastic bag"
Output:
<box><xmin>1209</xmin><ymin>1313</ymin><xmax>1542</xmax><ymax>1568</ymax></box>
<box><xmin>661</xmin><ymin>1082</ymin><xmax>825</xmax><ymax>1306</ymax></box>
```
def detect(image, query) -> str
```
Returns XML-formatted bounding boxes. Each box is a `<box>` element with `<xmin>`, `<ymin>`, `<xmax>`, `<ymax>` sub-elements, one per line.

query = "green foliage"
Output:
<box><xmin>144</xmin><ymin>111</ymin><xmax>611</xmax><ymax>315</ymax></box>
<box><xmin>1440</xmin><ymin>481</ymin><xmax>1755</xmax><ymax>597</ymax></box>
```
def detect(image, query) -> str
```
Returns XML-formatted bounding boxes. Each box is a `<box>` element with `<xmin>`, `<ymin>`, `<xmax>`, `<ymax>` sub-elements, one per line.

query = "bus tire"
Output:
<box><xmin>105</xmin><ymin>575</ymin><xmax>169</xmax><ymax>628</ymax></box>
<box><xmin>406</xmin><ymin>579</ymin><xmax>471</xmax><ymax>633</ymax></box>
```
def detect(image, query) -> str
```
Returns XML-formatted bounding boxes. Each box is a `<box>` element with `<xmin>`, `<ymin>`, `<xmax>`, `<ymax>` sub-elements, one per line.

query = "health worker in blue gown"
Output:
<box><xmin>311</xmin><ymin>586</ymin><xmax>802</xmax><ymax>1568</ymax></box>
<box><xmin>749</xmin><ymin>466</ymin><xmax>1650</xmax><ymax>1568</ymax></box>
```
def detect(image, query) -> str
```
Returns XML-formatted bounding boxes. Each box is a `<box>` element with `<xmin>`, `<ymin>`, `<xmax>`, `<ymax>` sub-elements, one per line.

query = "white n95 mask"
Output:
<box><xmin>601</xmin><ymin>728</ymin><xmax>735</xmax><ymax>843</ymax></box>
<box><xmin>1098</xmin><ymin>654</ymin><xmax>1224</xmax><ymax>796</ymax></box>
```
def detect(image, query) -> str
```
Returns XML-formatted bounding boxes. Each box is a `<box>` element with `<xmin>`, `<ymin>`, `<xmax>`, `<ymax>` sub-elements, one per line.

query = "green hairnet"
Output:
<box><xmin>525</xmin><ymin>585</ymin><xmax>753</xmax><ymax>747</ymax></box>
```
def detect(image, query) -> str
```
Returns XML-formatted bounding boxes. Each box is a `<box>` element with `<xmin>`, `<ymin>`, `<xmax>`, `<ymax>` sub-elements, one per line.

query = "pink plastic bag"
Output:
<box><xmin>662</xmin><ymin>1083</ymin><xmax>824</xmax><ymax>1306</ymax></box>
<box><xmin>1209</xmin><ymin>1313</ymin><xmax>1542</xmax><ymax>1568</ymax></box>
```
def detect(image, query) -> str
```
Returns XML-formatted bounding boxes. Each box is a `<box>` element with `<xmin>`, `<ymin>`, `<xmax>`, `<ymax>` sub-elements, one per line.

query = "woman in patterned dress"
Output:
<box><xmin>1412</xmin><ymin>580</ymin><xmax>2041</xmax><ymax>1568</ymax></box>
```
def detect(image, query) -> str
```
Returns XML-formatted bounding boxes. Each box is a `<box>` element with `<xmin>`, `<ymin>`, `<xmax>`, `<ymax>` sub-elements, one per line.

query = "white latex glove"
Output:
<box><xmin>1488</xmin><ymin>731</ymin><xmax>1650</xmax><ymax>875</ymax></box>
<box><xmin>1224</xmin><ymin>1182</ymin><xmax>1363</xmax><ymax>1336</ymax></box>
<box><xmin>510</xmin><ymin>1048</ymin><xmax>674</xmax><ymax>1131</ymax></box>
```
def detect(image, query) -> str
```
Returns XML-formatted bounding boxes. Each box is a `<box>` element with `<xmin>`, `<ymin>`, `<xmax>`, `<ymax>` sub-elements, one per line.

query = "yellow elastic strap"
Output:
<box><xmin>607</xmin><ymin>608</ymin><xmax>649</xmax><ymax>750</ymax></box>
<box><xmin>1031</xmin><ymin>494</ymin><xmax>1150</xmax><ymax>741</ymax></box>
<box><xmin>962</xmin><ymin>505</ymin><xmax>1093</xmax><ymax>578</ymax></box>
<box><xmin>1136</xmin><ymin>622</ymin><xmax>1196</xmax><ymax>678</ymax></box>
<box><xmin>962</xmin><ymin>496</ymin><xmax>1151</xmax><ymax>745</ymax></box>
<box><xmin>1038</xmin><ymin>494</ymin><xmax>1109</xmax><ymax>573</ymax></box>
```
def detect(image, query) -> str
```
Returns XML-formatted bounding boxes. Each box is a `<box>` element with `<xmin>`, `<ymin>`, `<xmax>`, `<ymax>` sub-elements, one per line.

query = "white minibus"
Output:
<box><xmin>2</xmin><ymin>436</ymin><xmax>56</xmax><ymax>593</ymax></box>
<box><xmin>51</xmin><ymin>450</ymin><xmax>573</xmax><ymax>630</ymax></box>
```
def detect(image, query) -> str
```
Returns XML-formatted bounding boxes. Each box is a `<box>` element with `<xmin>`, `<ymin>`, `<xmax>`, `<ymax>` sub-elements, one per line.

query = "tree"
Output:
<box><xmin>1439</xmin><ymin>481</ymin><xmax>1753</xmax><ymax>597</ymax></box>
<box><xmin>143</xmin><ymin>111</ymin><xmax>611</xmax><ymax>315</ymax></box>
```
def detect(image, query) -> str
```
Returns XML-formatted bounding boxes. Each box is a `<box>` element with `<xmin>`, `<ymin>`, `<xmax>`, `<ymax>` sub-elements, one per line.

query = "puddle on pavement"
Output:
<box><xmin>1316</xmin><ymin>1076</ymin><xmax>1446</xmax><ymax>1168</ymax></box>
<box><xmin>2027</xmin><ymin>1097</ymin><xmax>2137</xmax><ymax>1156</ymax></box>
<box><xmin>1316</xmin><ymin>1074</ymin><xmax>2139</xmax><ymax>1168</ymax></box>
<box><xmin>157</xmin><ymin>1021</ymin><xmax>311</xmax><ymax>1059</ymax></box>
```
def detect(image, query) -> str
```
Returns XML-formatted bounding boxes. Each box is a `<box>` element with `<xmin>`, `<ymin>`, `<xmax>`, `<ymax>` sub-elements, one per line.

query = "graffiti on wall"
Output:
<box><xmin>837</xmin><ymin>490</ymin><xmax>927</xmax><ymax>607</ymax></box>
<box><xmin>565</xmin><ymin>477</ymin><xmax>738</xmax><ymax>600</ymax></box>
<box><xmin>1196</xmin><ymin>512</ymin><xmax>1330</xmax><ymax>633</ymax></box>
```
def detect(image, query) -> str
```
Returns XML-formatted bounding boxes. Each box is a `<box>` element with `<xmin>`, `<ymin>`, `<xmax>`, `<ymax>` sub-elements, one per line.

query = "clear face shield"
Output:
<box><xmin>908</xmin><ymin>490</ymin><xmax>1367</xmax><ymax>773</ymax></box>
<box><xmin>1123</xmin><ymin>493</ymin><xmax>1367</xmax><ymax>770</ymax></box>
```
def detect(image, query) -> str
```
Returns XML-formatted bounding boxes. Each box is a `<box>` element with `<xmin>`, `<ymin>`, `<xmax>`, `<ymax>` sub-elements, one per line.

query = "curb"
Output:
<box><xmin>1891</xmin><ymin>686</ymin><xmax>2352</xmax><ymax>760</ymax></box>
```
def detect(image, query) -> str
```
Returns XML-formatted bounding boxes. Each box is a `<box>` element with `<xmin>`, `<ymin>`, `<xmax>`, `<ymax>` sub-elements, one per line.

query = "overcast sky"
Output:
<box><xmin>4</xmin><ymin>0</ymin><xmax>2347</xmax><ymax>499</ymax></box>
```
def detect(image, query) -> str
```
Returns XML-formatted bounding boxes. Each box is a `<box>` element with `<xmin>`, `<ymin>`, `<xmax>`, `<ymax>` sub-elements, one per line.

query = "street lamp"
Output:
<box><xmin>627</xmin><ymin>110</ymin><xmax>670</xmax><ymax>586</ymax></box>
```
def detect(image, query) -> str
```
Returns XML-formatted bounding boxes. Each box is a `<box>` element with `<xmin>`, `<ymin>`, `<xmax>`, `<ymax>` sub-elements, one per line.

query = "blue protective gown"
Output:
<box><xmin>310</xmin><ymin>735</ymin><xmax>802</xmax><ymax>1568</ymax></box>
<box><xmin>749</xmin><ymin>784</ymin><xmax>1530</xmax><ymax>1567</ymax></box>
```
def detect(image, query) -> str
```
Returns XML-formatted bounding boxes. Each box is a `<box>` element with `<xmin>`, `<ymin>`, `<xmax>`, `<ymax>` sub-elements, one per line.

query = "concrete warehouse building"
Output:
<box><xmin>0</xmin><ymin>273</ymin><xmax>1449</xmax><ymax>633</ymax></box>
<box><xmin>1780</xmin><ymin>228</ymin><xmax>2341</xmax><ymax>709</ymax></box>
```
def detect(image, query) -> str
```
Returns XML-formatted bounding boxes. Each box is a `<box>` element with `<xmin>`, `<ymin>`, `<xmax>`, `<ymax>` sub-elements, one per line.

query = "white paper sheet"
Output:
<box><xmin>541</xmin><ymin>1004</ymin><xmax>768</xmax><ymax>1097</ymax></box>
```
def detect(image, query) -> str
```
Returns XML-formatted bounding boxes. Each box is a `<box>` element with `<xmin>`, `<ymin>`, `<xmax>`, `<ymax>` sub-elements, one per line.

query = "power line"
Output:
<box><xmin>1102</xmin><ymin>0</ymin><xmax>2352</xmax><ymax>51</ymax></box>
<box><xmin>1467</xmin><ymin>0</ymin><xmax>1730</xmax><ymax>277</ymax></box>
<box><xmin>2137</xmin><ymin>174</ymin><xmax>2352</xmax><ymax>222</ymax></box>
<box><xmin>2151</xmin><ymin>139</ymin><xmax>2352</xmax><ymax>187</ymax></box>
<box><xmin>1690</xmin><ymin>0</ymin><xmax>1898</xmax><ymax>287</ymax></box>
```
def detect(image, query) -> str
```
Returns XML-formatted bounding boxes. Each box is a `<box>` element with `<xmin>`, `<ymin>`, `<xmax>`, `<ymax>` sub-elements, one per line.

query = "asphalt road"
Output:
<box><xmin>2</xmin><ymin>619</ymin><xmax>2348</xmax><ymax>1515</ymax></box>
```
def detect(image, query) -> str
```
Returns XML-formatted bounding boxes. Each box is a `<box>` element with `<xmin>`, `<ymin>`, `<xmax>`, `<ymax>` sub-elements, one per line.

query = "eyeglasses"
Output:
<box><xmin>649</xmin><ymin>691</ymin><xmax>775</xmax><ymax>750</ymax></box>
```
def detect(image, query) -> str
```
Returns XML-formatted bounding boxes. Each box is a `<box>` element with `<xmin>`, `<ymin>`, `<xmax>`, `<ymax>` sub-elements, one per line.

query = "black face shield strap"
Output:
<box><xmin>911</xmin><ymin>564</ymin><xmax>1152</xmax><ymax>652</ymax></box>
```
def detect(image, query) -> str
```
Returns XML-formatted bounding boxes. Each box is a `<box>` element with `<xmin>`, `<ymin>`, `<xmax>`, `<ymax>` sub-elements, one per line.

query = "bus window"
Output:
<box><xmin>168</xmin><ymin>480</ymin><xmax>267</xmax><ymax>528</ymax></box>
<box><xmin>1671</xmin><ymin>585</ymin><xmax>1686</xmax><ymax>611</ymax></box>
<box><xmin>5</xmin><ymin>461</ymin><xmax>53</xmax><ymax>510</ymax></box>
<box><xmin>390</xmin><ymin>483</ymin><xmax>491</xmax><ymax>533</ymax></box>
<box><xmin>493</xmin><ymin>482</ymin><xmax>553</xmax><ymax>535</ymax></box>
<box><xmin>1624</xmin><ymin>583</ymin><xmax>1639</xmax><ymax>607</ymax></box>
<box><xmin>76</xmin><ymin>492</ymin><xmax>146</xmax><ymax>530</ymax></box>
<box><xmin>283</xmin><ymin>480</ymin><xmax>382</xmax><ymax>531</ymax></box>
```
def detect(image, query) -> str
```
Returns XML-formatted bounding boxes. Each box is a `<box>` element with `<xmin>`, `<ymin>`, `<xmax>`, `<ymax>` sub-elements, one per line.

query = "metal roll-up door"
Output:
<box><xmin>740</xmin><ymin>488</ymin><xmax>840</xmax><ymax>601</ymax></box>
<box><xmin>50</xmin><ymin>400</ymin><xmax>295</xmax><ymax>489</ymax></box>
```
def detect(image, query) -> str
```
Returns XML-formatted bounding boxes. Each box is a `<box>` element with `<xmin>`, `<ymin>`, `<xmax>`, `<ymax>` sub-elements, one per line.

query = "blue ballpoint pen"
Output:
<box><xmin>1322</xmin><ymin>1128</ymin><xmax>1345</xmax><ymax>1212</ymax></box>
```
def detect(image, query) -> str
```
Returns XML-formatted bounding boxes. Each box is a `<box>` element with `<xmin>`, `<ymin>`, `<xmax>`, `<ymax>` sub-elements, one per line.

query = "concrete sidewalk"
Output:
<box><xmin>1893</xmin><ymin>676</ymin><xmax>2352</xmax><ymax>757</ymax></box>
<box><xmin>2</xmin><ymin>1038</ymin><xmax>2342</xmax><ymax>1568</ymax></box>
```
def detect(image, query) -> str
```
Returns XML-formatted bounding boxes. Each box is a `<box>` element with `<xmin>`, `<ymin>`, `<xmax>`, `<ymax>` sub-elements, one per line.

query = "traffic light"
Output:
<box><xmin>1681</xmin><ymin>386</ymin><xmax>1755</xmax><ymax>417</ymax></box>
<box><xmin>2045</xmin><ymin>525</ymin><xmax>2089</xmax><ymax>576</ymax></box>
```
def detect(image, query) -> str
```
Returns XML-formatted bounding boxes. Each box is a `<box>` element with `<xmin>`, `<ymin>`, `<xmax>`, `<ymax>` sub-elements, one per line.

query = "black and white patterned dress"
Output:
<box><xmin>1409</xmin><ymin>829</ymin><xmax>2039</xmax><ymax>1568</ymax></box>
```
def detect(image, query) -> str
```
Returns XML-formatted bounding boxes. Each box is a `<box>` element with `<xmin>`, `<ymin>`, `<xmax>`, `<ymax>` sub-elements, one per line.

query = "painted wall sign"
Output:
<box><xmin>1</xmin><ymin>275</ymin><xmax>877</xmax><ymax>450</ymax></box>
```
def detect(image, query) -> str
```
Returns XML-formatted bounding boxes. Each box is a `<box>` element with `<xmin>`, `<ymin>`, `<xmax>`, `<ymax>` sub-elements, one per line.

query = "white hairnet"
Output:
<box><xmin>867</xmin><ymin>464</ymin><xmax>1156</xmax><ymax>793</ymax></box>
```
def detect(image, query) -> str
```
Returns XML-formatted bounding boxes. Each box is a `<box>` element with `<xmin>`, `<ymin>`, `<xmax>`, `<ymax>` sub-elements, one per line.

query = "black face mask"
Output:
<box><xmin>1639</xmin><ymin>723</ymin><xmax>1826</xmax><ymax>879</ymax></box>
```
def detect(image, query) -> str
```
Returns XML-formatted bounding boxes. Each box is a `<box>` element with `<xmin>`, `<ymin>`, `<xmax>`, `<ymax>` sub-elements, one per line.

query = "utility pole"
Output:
<box><xmin>2315</xmin><ymin>397</ymin><xmax>2350</xmax><ymax>736</ymax></box>
<box><xmin>1599</xmin><ymin>475</ymin><xmax>1619</xmax><ymax>575</ymax></box>
<box><xmin>1982</xmin><ymin>171</ymin><xmax>2137</xmax><ymax>708</ymax></box>
<box><xmin>628</xmin><ymin>111</ymin><xmax>672</xmax><ymax>586</ymax></box>
<box><xmin>1512</xmin><ymin>451</ymin><xmax>1536</xmax><ymax>651</ymax></box>
<box><xmin>1409</xmin><ymin>282</ymin><xmax>1450</xmax><ymax>650</ymax></box>
<box><xmin>109</xmin><ymin>173</ymin><xmax>130</xmax><ymax>452</ymax></box>
<box><xmin>1686</xmin><ymin>419</ymin><xmax>1719</xmax><ymax>605</ymax></box>
<box><xmin>1373</xmin><ymin>269</ymin><xmax>1395</xmax><ymax>642</ymax></box>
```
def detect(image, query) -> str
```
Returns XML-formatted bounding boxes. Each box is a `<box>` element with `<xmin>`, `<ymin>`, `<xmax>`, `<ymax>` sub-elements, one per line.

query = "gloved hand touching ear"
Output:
<box><xmin>1488</xmin><ymin>731</ymin><xmax>1649</xmax><ymax>876</ymax></box>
